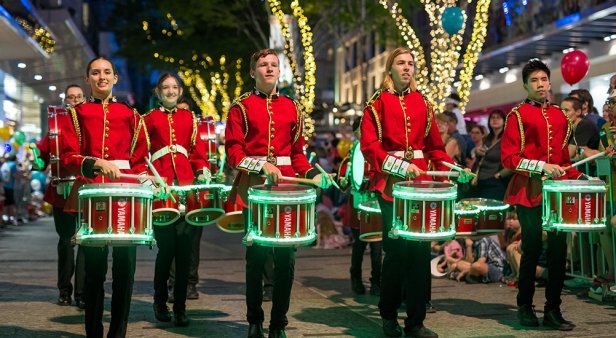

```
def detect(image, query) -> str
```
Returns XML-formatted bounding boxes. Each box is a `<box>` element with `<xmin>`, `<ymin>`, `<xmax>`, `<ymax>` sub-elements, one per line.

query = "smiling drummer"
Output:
<box><xmin>225</xmin><ymin>48</ymin><xmax>332</xmax><ymax>338</ymax></box>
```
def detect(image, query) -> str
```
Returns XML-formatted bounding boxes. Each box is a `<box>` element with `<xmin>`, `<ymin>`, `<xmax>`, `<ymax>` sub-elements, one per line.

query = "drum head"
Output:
<box><xmin>350</xmin><ymin>142</ymin><xmax>365</xmax><ymax>191</ymax></box>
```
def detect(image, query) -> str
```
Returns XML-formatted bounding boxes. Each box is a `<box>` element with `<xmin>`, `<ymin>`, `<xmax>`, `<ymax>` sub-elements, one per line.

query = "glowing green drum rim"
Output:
<box><xmin>350</xmin><ymin>142</ymin><xmax>365</xmax><ymax>191</ymax></box>
<box><xmin>358</xmin><ymin>201</ymin><xmax>381</xmax><ymax>214</ymax></box>
<box><xmin>392</xmin><ymin>181</ymin><xmax>457</xmax><ymax>200</ymax></box>
<box><xmin>248</xmin><ymin>184</ymin><xmax>317</xmax><ymax>204</ymax></box>
<box><xmin>78</xmin><ymin>183</ymin><xmax>154</xmax><ymax>199</ymax></box>
<box><xmin>391</xmin><ymin>228</ymin><xmax>456</xmax><ymax>241</ymax></box>
<box><xmin>543</xmin><ymin>180</ymin><xmax>606</xmax><ymax>193</ymax></box>
<box><xmin>170</xmin><ymin>183</ymin><xmax>227</xmax><ymax>193</ymax></box>
<box><xmin>244</xmin><ymin>230</ymin><xmax>317</xmax><ymax>247</ymax></box>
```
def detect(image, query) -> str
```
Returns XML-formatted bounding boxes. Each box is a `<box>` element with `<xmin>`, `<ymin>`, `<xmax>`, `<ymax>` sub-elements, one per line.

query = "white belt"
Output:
<box><xmin>151</xmin><ymin>144</ymin><xmax>188</xmax><ymax>162</ymax></box>
<box><xmin>109</xmin><ymin>160</ymin><xmax>131</xmax><ymax>170</ymax></box>
<box><xmin>254</xmin><ymin>156</ymin><xmax>291</xmax><ymax>166</ymax></box>
<box><xmin>389</xmin><ymin>150</ymin><xmax>424</xmax><ymax>160</ymax></box>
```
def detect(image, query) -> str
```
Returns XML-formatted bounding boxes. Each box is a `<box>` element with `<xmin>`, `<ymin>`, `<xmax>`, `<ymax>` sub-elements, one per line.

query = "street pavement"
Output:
<box><xmin>1</xmin><ymin>217</ymin><xmax>615</xmax><ymax>337</ymax></box>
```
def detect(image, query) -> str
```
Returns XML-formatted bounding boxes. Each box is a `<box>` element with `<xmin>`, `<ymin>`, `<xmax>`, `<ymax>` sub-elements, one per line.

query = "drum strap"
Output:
<box><xmin>151</xmin><ymin>145</ymin><xmax>189</xmax><ymax>162</ymax></box>
<box><xmin>388</xmin><ymin>150</ymin><xmax>424</xmax><ymax>159</ymax></box>
<box><xmin>253</xmin><ymin>156</ymin><xmax>291</xmax><ymax>166</ymax></box>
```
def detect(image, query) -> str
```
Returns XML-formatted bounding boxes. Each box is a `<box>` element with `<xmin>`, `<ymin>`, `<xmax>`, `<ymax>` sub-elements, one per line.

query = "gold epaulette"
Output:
<box><xmin>67</xmin><ymin>106</ymin><xmax>82</xmax><ymax>149</ymax></box>
<box><xmin>363</xmin><ymin>89</ymin><xmax>384</xmax><ymax>142</ymax></box>
<box><xmin>229</xmin><ymin>91</ymin><xmax>251</xmax><ymax>137</ymax></box>
<box><xmin>424</xmin><ymin>96</ymin><xmax>434</xmax><ymax>138</ymax></box>
<box><xmin>142</xmin><ymin>107</ymin><xmax>157</xmax><ymax>117</ymax></box>
<box><xmin>291</xmin><ymin>99</ymin><xmax>303</xmax><ymax>143</ymax></box>
<box><xmin>505</xmin><ymin>102</ymin><xmax>525</xmax><ymax>155</ymax></box>
<box><xmin>191</xmin><ymin>114</ymin><xmax>198</xmax><ymax>148</ymax></box>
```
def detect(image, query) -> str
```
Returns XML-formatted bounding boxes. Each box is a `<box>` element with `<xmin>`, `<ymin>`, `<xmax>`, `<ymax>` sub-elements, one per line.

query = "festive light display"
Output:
<box><xmin>379</xmin><ymin>1</ymin><xmax>491</xmax><ymax>113</ymax></box>
<box><xmin>15</xmin><ymin>18</ymin><xmax>55</xmax><ymax>53</ymax></box>
<box><xmin>143</xmin><ymin>15</ymin><xmax>243</xmax><ymax>121</ymax></box>
<box><xmin>267</xmin><ymin>0</ymin><xmax>316</xmax><ymax>139</ymax></box>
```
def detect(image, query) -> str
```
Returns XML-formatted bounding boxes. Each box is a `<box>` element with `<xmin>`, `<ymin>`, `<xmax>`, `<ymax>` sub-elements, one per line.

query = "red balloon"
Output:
<box><xmin>561</xmin><ymin>50</ymin><xmax>590</xmax><ymax>85</ymax></box>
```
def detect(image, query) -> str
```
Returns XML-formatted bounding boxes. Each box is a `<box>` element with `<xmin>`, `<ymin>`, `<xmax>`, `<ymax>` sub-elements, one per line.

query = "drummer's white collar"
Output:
<box><xmin>253</xmin><ymin>88</ymin><xmax>279</xmax><ymax>99</ymax></box>
<box><xmin>525</xmin><ymin>97</ymin><xmax>550</xmax><ymax>108</ymax></box>
<box><xmin>388</xmin><ymin>87</ymin><xmax>412</xmax><ymax>96</ymax></box>
<box><xmin>159</xmin><ymin>105</ymin><xmax>177</xmax><ymax>114</ymax></box>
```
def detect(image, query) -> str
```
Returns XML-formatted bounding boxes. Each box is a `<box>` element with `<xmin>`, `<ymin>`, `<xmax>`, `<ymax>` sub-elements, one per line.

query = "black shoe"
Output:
<box><xmin>263</xmin><ymin>287</ymin><xmax>273</xmax><ymax>302</ymax></box>
<box><xmin>426</xmin><ymin>301</ymin><xmax>437</xmax><ymax>313</ymax></box>
<box><xmin>186</xmin><ymin>284</ymin><xmax>199</xmax><ymax>300</ymax></box>
<box><xmin>248</xmin><ymin>323</ymin><xmax>264</xmax><ymax>338</ymax></box>
<box><xmin>351</xmin><ymin>277</ymin><xmax>366</xmax><ymax>295</ymax></box>
<box><xmin>517</xmin><ymin>304</ymin><xmax>539</xmax><ymax>327</ymax></box>
<box><xmin>405</xmin><ymin>325</ymin><xmax>438</xmax><ymax>338</ymax></box>
<box><xmin>57</xmin><ymin>295</ymin><xmax>71</xmax><ymax>306</ymax></box>
<box><xmin>268</xmin><ymin>328</ymin><xmax>286</xmax><ymax>338</ymax></box>
<box><xmin>153</xmin><ymin>303</ymin><xmax>172</xmax><ymax>322</ymax></box>
<box><xmin>382</xmin><ymin>318</ymin><xmax>402</xmax><ymax>337</ymax></box>
<box><xmin>74</xmin><ymin>299</ymin><xmax>86</xmax><ymax>310</ymax></box>
<box><xmin>370</xmin><ymin>283</ymin><xmax>381</xmax><ymax>296</ymax></box>
<box><xmin>543</xmin><ymin>309</ymin><xmax>575</xmax><ymax>331</ymax></box>
<box><xmin>174</xmin><ymin>311</ymin><xmax>190</xmax><ymax>327</ymax></box>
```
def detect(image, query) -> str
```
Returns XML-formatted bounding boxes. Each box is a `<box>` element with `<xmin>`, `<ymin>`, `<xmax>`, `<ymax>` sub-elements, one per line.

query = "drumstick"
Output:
<box><xmin>563</xmin><ymin>150</ymin><xmax>607</xmax><ymax>170</ymax></box>
<box><xmin>441</xmin><ymin>161</ymin><xmax>477</xmax><ymax>178</ymax></box>
<box><xmin>315</xmin><ymin>163</ymin><xmax>341</xmax><ymax>190</ymax></box>
<box><xmin>423</xmin><ymin>170</ymin><xmax>460</xmax><ymax>178</ymax></box>
<box><xmin>145</xmin><ymin>157</ymin><xmax>176</xmax><ymax>203</ymax></box>
<box><xmin>93</xmin><ymin>170</ymin><xmax>158</xmax><ymax>182</ymax></box>
<box><xmin>217</xmin><ymin>152</ymin><xmax>226</xmax><ymax>176</ymax></box>
<box><xmin>280</xmin><ymin>176</ymin><xmax>319</xmax><ymax>185</ymax></box>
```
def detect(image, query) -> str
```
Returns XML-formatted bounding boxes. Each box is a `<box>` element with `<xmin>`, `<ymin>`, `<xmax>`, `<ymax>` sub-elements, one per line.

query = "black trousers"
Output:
<box><xmin>53</xmin><ymin>207</ymin><xmax>85</xmax><ymax>300</ymax></box>
<box><xmin>153</xmin><ymin>218</ymin><xmax>195</xmax><ymax>313</ymax></box>
<box><xmin>350</xmin><ymin>228</ymin><xmax>382</xmax><ymax>285</ymax></box>
<box><xmin>378</xmin><ymin>196</ymin><xmax>430</xmax><ymax>329</ymax></box>
<box><xmin>516</xmin><ymin>205</ymin><xmax>567</xmax><ymax>311</ymax></box>
<box><xmin>169</xmin><ymin>225</ymin><xmax>202</xmax><ymax>287</ymax></box>
<box><xmin>243</xmin><ymin>209</ymin><xmax>295</xmax><ymax>330</ymax></box>
<box><xmin>83</xmin><ymin>246</ymin><xmax>136</xmax><ymax>338</ymax></box>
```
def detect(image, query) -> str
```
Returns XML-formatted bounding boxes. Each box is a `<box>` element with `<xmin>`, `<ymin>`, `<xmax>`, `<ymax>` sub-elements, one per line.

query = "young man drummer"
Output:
<box><xmin>225</xmin><ymin>48</ymin><xmax>332</xmax><ymax>338</ymax></box>
<box><xmin>501</xmin><ymin>59</ymin><xmax>586</xmax><ymax>331</ymax></box>
<box><xmin>360</xmin><ymin>46</ymin><xmax>472</xmax><ymax>338</ymax></box>
<box><xmin>61</xmin><ymin>56</ymin><xmax>152</xmax><ymax>337</ymax></box>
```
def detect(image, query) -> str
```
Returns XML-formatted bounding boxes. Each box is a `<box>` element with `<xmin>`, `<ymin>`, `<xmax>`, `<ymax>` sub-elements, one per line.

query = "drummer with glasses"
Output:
<box><xmin>360</xmin><ymin>47</ymin><xmax>472</xmax><ymax>338</ymax></box>
<box><xmin>225</xmin><ymin>48</ymin><xmax>332</xmax><ymax>338</ymax></box>
<box><xmin>142</xmin><ymin>73</ymin><xmax>210</xmax><ymax>327</ymax></box>
<box><xmin>501</xmin><ymin>59</ymin><xmax>586</xmax><ymax>331</ymax></box>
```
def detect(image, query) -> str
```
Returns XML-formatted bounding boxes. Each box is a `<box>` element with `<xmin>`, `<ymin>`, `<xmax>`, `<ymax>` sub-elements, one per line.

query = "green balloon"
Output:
<box><xmin>13</xmin><ymin>131</ymin><xmax>26</xmax><ymax>145</ymax></box>
<box><xmin>35</xmin><ymin>158</ymin><xmax>45</xmax><ymax>169</ymax></box>
<box><xmin>32</xmin><ymin>147</ymin><xmax>40</xmax><ymax>157</ymax></box>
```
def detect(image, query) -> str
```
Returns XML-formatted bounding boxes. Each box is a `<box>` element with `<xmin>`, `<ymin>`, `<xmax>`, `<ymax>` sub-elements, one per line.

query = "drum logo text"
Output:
<box><xmin>117</xmin><ymin>198</ymin><xmax>127</xmax><ymax>233</ymax></box>
<box><xmin>282</xmin><ymin>206</ymin><xmax>293</xmax><ymax>238</ymax></box>
<box><xmin>583</xmin><ymin>194</ymin><xmax>592</xmax><ymax>224</ymax></box>
<box><xmin>428</xmin><ymin>202</ymin><xmax>438</xmax><ymax>232</ymax></box>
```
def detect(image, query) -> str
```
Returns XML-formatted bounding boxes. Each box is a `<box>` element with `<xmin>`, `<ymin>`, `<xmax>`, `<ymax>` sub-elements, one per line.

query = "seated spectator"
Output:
<box><xmin>436</xmin><ymin>114</ymin><xmax>462</xmax><ymax>165</ymax></box>
<box><xmin>447</xmin><ymin>236</ymin><xmax>506</xmax><ymax>283</ymax></box>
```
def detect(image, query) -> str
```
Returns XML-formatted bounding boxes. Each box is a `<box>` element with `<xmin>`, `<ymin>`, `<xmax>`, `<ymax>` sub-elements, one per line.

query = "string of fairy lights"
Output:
<box><xmin>15</xmin><ymin>18</ymin><xmax>55</xmax><ymax>53</ymax></box>
<box><xmin>457</xmin><ymin>0</ymin><xmax>491</xmax><ymax>113</ymax></box>
<box><xmin>267</xmin><ymin>0</ymin><xmax>317</xmax><ymax>138</ymax></box>
<box><xmin>144</xmin><ymin>13</ymin><xmax>243</xmax><ymax>121</ymax></box>
<box><xmin>379</xmin><ymin>0</ymin><xmax>491</xmax><ymax>114</ymax></box>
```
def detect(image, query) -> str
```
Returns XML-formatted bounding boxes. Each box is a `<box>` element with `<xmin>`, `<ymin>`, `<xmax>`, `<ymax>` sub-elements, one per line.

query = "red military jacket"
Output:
<box><xmin>143</xmin><ymin>106</ymin><xmax>209</xmax><ymax>186</ymax></box>
<box><xmin>361</xmin><ymin>88</ymin><xmax>455</xmax><ymax>201</ymax></box>
<box><xmin>225</xmin><ymin>89</ymin><xmax>317</xmax><ymax>207</ymax></box>
<box><xmin>60</xmin><ymin>97</ymin><xmax>150</xmax><ymax>212</ymax></box>
<box><xmin>37</xmin><ymin>132</ymin><xmax>64</xmax><ymax>208</ymax></box>
<box><xmin>501</xmin><ymin>98</ymin><xmax>583</xmax><ymax>207</ymax></box>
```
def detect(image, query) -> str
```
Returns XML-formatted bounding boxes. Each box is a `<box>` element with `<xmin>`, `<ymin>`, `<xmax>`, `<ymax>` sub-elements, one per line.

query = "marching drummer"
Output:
<box><xmin>339</xmin><ymin>118</ymin><xmax>382</xmax><ymax>296</ymax></box>
<box><xmin>60</xmin><ymin>56</ymin><xmax>152</xmax><ymax>337</ymax></box>
<box><xmin>360</xmin><ymin>47</ymin><xmax>472</xmax><ymax>338</ymax></box>
<box><xmin>142</xmin><ymin>73</ymin><xmax>210</xmax><ymax>327</ymax></box>
<box><xmin>35</xmin><ymin>85</ymin><xmax>86</xmax><ymax>309</ymax></box>
<box><xmin>225</xmin><ymin>48</ymin><xmax>332</xmax><ymax>338</ymax></box>
<box><xmin>501</xmin><ymin>59</ymin><xmax>585</xmax><ymax>331</ymax></box>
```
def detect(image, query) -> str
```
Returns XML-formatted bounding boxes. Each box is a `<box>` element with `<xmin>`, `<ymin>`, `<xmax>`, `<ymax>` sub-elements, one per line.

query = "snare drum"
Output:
<box><xmin>244</xmin><ymin>184</ymin><xmax>316</xmax><ymax>247</ymax></box>
<box><xmin>458</xmin><ymin>198</ymin><xmax>509</xmax><ymax>233</ymax></box>
<box><xmin>180</xmin><ymin>184</ymin><xmax>225</xmax><ymax>226</ymax></box>
<box><xmin>48</xmin><ymin>106</ymin><xmax>75</xmax><ymax>197</ymax></box>
<box><xmin>198</xmin><ymin>116</ymin><xmax>219</xmax><ymax>173</ymax></box>
<box><xmin>454</xmin><ymin>203</ymin><xmax>479</xmax><ymax>237</ymax></box>
<box><xmin>390</xmin><ymin>181</ymin><xmax>457</xmax><ymax>241</ymax></box>
<box><xmin>76</xmin><ymin>183</ymin><xmax>154</xmax><ymax>246</ymax></box>
<box><xmin>216</xmin><ymin>185</ymin><xmax>244</xmax><ymax>233</ymax></box>
<box><xmin>542</xmin><ymin>179</ymin><xmax>606</xmax><ymax>232</ymax></box>
<box><xmin>357</xmin><ymin>200</ymin><xmax>382</xmax><ymax>242</ymax></box>
<box><xmin>152</xmin><ymin>193</ymin><xmax>181</xmax><ymax>226</ymax></box>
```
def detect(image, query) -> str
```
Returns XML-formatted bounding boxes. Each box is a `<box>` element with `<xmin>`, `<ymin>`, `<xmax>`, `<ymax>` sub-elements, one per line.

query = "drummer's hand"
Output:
<box><xmin>153</xmin><ymin>185</ymin><xmax>171</xmax><ymax>199</ymax></box>
<box><xmin>213</xmin><ymin>171</ymin><xmax>225</xmax><ymax>183</ymax></box>
<box><xmin>470</xmin><ymin>177</ymin><xmax>478</xmax><ymax>186</ymax></box>
<box><xmin>340</xmin><ymin>176</ymin><xmax>349</xmax><ymax>188</ymax></box>
<box><xmin>262</xmin><ymin>162</ymin><xmax>281</xmax><ymax>184</ymax></box>
<box><xmin>542</xmin><ymin>163</ymin><xmax>565</xmax><ymax>178</ymax></box>
<box><xmin>94</xmin><ymin>159</ymin><xmax>121</xmax><ymax>179</ymax></box>
<box><xmin>457</xmin><ymin>168</ymin><xmax>473</xmax><ymax>183</ymax></box>
<box><xmin>405</xmin><ymin>163</ymin><xmax>422</xmax><ymax>178</ymax></box>
<box><xmin>197</xmin><ymin>174</ymin><xmax>206</xmax><ymax>183</ymax></box>
<box><xmin>314</xmin><ymin>173</ymin><xmax>333</xmax><ymax>189</ymax></box>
